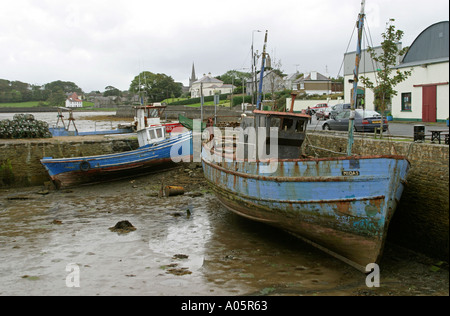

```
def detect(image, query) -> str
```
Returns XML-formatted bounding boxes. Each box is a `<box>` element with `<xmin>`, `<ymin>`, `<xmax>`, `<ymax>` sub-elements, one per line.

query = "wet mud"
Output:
<box><xmin>0</xmin><ymin>165</ymin><xmax>448</xmax><ymax>296</ymax></box>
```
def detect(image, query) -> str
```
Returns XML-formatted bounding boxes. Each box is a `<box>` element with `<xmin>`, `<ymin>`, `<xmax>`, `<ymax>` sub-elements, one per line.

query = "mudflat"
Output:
<box><xmin>0</xmin><ymin>165</ymin><xmax>448</xmax><ymax>296</ymax></box>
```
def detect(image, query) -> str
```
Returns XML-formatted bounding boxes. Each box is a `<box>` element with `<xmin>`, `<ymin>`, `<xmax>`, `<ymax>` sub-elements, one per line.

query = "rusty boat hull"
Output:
<box><xmin>201</xmin><ymin>146</ymin><xmax>410</xmax><ymax>271</ymax></box>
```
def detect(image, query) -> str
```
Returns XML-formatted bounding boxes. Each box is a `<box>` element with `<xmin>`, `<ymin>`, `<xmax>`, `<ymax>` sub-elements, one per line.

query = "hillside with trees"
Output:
<box><xmin>0</xmin><ymin>79</ymin><xmax>83</xmax><ymax>105</ymax></box>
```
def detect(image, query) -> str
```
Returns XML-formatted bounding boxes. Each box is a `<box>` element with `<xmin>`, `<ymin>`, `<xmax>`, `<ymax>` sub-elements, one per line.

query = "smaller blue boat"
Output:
<box><xmin>41</xmin><ymin>126</ymin><xmax>192</xmax><ymax>189</ymax></box>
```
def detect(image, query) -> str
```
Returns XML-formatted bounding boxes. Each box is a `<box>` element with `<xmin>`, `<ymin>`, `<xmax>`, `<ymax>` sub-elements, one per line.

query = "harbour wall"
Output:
<box><xmin>303</xmin><ymin>132</ymin><xmax>449</xmax><ymax>262</ymax></box>
<box><xmin>0</xmin><ymin>133</ymin><xmax>448</xmax><ymax>262</ymax></box>
<box><xmin>0</xmin><ymin>135</ymin><xmax>139</xmax><ymax>188</ymax></box>
<box><xmin>116</xmin><ymin>105</ymin><xmax>244</xmax><ymax>121</ymax></box>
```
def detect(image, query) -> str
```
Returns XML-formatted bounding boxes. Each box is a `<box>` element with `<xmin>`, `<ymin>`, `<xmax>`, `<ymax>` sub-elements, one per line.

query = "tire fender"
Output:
<box><xmin>80</xmin><ymin>161</ymin><xmax>90</xmax><ymax>172</ymax></box>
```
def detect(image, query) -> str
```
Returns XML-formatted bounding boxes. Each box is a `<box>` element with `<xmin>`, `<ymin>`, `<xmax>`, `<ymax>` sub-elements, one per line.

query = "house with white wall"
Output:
<box><xmin>65</xmin><ymin>92</ymin><xmax>83</xmax><ymax>108</ymax></box>
<box><xmin>343</xmin><ymin>21</ymin><xmax>449</xmax><ymax>122</ymax></box>
<box><xmin>190</xmin><ymin>73</ymin><xmax>235</xmax><ymax>98</ymax></box>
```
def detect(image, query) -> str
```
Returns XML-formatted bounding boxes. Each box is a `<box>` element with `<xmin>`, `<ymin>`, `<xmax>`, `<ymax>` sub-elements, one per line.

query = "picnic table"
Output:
<box><xmin>429</xmin><ymin>130</ymin><xmax>449</xmax><ymax>144</ymax></box>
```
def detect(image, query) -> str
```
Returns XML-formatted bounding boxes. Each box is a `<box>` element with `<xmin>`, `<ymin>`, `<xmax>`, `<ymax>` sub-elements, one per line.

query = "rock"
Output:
<box><xmin>109</xmin><ymin>220</ymin><xmax>136</xmax><ymax>233</ymax></box>
<box><xmin>172</xmin><ymin>254</ymin><xmax>189</xmax><ymax>260</ymax></box>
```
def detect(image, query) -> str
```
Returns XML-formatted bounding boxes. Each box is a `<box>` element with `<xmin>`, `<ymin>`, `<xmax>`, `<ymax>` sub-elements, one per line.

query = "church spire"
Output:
<box><xmin>189</xmin><ymin>62</ymin><xmax>197</xmax><ymax>87</ymax></box>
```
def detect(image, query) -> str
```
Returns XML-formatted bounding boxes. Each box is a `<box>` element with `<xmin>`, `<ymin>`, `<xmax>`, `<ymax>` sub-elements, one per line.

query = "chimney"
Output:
<box><xmin>311</xmin><ymin>71</ymin><xmax>317</xmax><ymax>80</ymax></box>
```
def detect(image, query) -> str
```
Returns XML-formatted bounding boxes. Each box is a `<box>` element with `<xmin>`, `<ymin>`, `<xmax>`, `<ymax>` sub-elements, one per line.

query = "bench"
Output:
<box><xmin>429</xmin><ymin>130</ymin><xmax>449</xmax><ymax>144</ymax></box>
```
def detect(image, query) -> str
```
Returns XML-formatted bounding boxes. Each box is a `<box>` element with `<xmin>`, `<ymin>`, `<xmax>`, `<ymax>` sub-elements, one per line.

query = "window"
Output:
<box><xmin>401</xmin><ymin>92</ymin><xmax>412</xmax><ymax>111</ymax></box>
<box><xmin>336</xmin><ymin>111</ymin><xmax>349</xmax><ymax>119</ymax></box>
<box><xmin>281</xmin><ymin>118</ymin><xmax>293</xmax><ymax>131</ymax></box>
<box><xmin>295</xmin><ymin>119</ymin><xmax>305</xmax><ymax>132</ymax></box>
<box><xmin>156</xmin><ymin>128</ymin><xmax>163</xmax><ymax>138</ymax></box>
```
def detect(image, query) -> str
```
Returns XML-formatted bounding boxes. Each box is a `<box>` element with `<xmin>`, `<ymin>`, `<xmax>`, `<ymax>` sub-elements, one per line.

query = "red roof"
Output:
<box><xmin>68</xmin><ymin>92</ymin><xmax>82</xmax><ymax>102</ymax></box>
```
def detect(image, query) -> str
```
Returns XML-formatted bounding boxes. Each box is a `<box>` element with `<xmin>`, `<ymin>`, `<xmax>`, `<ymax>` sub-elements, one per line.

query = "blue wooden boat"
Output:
<box><xmin>201</xmin><ymin>115</ymin><xmax>410</xmax><ymax>270</ymax></box>
<box><xmin>201</xmin><ymin>1</ymin><xmax>410</xmax><ymax>271</ymax></box>
<box><xmin>41</xmin><ymin>126</ymin><xmax>192</xmax><ymax>189</ymax></box>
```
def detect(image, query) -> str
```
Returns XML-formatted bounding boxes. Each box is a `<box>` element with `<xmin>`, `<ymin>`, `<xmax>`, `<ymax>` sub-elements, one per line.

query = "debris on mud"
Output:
<box><xmin>166</xmin><ymin>267</ymin><xmax>192</xmax><ymax>276</ymax></box>
<box><xmin>172</xmin><ymin>254</ymin><xmax>189</xmax><ymax>260</ymax></box>
<box><xmin>109</xmin><ymin>220</ymin><xmax>136</xmax><ymax>233</ymax></box>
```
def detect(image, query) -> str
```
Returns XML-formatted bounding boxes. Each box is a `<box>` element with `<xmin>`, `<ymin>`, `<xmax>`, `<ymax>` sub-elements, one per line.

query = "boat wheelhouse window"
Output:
<box><xmin>149</xmin><ymin>129</ymin><xmax>156</xmax><ymax>139</ymax></box>
<box><xmin>281</xmin><ymin>118</ymin><xmax>294</xmax><ymax>131</ymax></box>
<box><xmin>156</xmin><ymin>128</ymin><xmax>163</xmax><ymax>138</ymax></box>
<box><xmin>295</xmin><ymin>119</ymin><xmax>305</xmax><ymax>132</ymax></box>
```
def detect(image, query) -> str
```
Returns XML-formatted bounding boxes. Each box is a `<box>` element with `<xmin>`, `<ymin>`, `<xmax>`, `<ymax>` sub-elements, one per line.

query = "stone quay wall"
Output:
<box><xmin>0</xmin><ymin>135</ymin><xmax>139</xmax><ymax>188</ymax></box>
<box><xmin>116</xmin><ymin>105</ymin><xmax>244</xmax><ymax>122</ymax></box>
<box><xmin>303</xmin><ymin>132</ymin><xmax>449</xmax><ymax>262</ymax></box>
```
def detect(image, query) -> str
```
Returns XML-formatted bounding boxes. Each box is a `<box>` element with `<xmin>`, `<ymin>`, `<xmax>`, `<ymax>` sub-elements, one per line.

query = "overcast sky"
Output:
<box><xmin>1</xmin><ymin>0</ymin><xmax>448</xmax><ymax>93</ymax></box>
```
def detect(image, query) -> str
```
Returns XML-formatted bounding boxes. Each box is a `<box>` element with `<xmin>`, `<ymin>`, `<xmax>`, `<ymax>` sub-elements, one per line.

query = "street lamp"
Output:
<box><xmin>252</xmin><ymin>30</ymin><xmax>261</xmax><ymax>105</ymax></box>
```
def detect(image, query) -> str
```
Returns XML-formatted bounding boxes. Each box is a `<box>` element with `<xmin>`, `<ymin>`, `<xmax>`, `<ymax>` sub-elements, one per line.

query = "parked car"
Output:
<box><xmin>310</xmin><ymin>103</ymin><xmax>329</xmax><ymax>114</ymax></box>
<box><xmin>330</xmin><ymin>103</ymin><xmax>351</xmax><ymax>119</ymax></box>
<box><xmin>316</xmin><ymin>107</ymin><xmax>332</xmax><ymax>120</ymax></box>
<box><xmin>322</xmin><ymin>109</ymin><xmax>388</xmax><ymax>132</ymax></box>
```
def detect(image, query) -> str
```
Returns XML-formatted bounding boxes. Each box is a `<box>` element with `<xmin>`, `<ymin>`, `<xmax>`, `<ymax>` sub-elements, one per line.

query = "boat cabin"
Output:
<box><xmin>134</xmin><ymin>105</ymin><xmax>166</xmax><ymax>131</ymax></box>
<box><xmin>137</xmin><ymin>125</ymin><xmax>166</xmax><ymax>147</ymax></box>
<box><xmin>241</xmin><ymin>110</ymin><xmax>310</xmax><ymax>159</ymax></box>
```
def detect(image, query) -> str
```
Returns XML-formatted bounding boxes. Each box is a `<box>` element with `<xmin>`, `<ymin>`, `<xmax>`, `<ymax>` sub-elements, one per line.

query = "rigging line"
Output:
<box><xmin>336</xmin><ymin>24</ymin><xmax>357</xmax><ymax>78</ymax></box>
<box><xmin>238</xmin><ymin>47</ymin><xmax>252</xmax><ymax>72</ymax></box>
<box><xmin>363</xmin><ymin>16</ymin><xmax>380</xmax><ymax>86</ymax></box>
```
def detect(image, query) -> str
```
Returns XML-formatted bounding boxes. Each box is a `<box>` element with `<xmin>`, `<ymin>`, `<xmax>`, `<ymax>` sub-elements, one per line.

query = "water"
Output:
<box><xmin>0</xmin><ymin>111</ymin><xmax>131</xmax><ymax>133</ymax></box>
<box><xmin>0</xmin><ymin>166</ymin><xmax>447</xmax><ymax>296</ymax></box>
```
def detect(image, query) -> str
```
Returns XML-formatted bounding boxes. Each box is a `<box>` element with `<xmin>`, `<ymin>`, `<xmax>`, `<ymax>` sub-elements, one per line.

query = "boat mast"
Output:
<box><xmin>347</xmin><ymin>0</ymin><xmax>365</xmax><ymax>156</ymax></box>
<box><xmin>257</xmin><ymin>30</ymin><xmax>268</xmax><ymax>110</ymax></box>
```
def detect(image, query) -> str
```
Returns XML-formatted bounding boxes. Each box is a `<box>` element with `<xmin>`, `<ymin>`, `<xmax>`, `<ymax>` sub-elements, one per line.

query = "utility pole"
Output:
<box><xmin>200</xmin><ymin>82</ymin><xmax>203</xmax><ymax>123</ymax></box>
<box><xmin>252</xmin><ymin>30</ymin><xmax>261</xmax><ymax>105</ymax></box>
<box><xmin>257</xmin><ymin>30</ymin><xmax>268</xmax><ymax>110</ymax></box>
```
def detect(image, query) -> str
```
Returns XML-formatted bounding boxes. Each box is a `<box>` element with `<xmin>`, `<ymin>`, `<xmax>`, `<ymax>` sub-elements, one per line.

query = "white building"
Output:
<box><xmin>190</xmin><ymin>73</ymin><xmax>235</xmax><ymax>98</ymax></box>
<box><xmin>65</xmin><ymin>92</ymin><xmax>83</xmax><ymax>108</ymax></box>
<box><xmin>344</xmin><ymin>21</ymin><xmax>449</xmax><ymax>122</ymax></box>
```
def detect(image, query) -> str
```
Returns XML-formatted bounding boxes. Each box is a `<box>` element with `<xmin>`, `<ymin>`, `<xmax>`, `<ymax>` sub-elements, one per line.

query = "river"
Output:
<box><xmin>0</xmin><ymin>111</ymin><xmax>132</xmax><ymax>133</ymax></box>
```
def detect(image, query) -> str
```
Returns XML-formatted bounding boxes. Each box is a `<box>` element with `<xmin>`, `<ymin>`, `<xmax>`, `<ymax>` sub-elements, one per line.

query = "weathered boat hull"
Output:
<box><xmin>41</xmin><ymin>131</ymin><xmax>192</xmax><ymax>188</ymax></box>
<box><xmin>201</xmin><ymin>147</ymin><xmax>410</xmax><ymax>271</ymax></box>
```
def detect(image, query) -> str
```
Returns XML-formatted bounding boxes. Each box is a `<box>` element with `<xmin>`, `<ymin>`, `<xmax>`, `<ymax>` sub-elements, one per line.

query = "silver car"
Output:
<box><xmin>330</xmin><ymin>103</ymin><xmax>351</xmax><ymax>119</ymax></box>
<box><xmin>322</xmin><ymin>109</ymin><xmax>388</xmax><ymax>132</ymax></box>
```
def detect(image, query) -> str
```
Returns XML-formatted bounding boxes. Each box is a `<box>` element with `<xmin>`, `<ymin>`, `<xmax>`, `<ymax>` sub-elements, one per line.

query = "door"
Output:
<box><xmin>422</xmin><ymin>85</ymin><xmax>437</xmax><ymax>122</ymax></box>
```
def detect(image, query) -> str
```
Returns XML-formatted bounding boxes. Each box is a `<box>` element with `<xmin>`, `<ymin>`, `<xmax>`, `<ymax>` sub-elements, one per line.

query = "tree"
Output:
<box><xmin>129</xmin><ymin>71</ymin><xmax>181</xmax><ymax>103</ymax></box>
<box><xmin>216</xmin><ymin>70</ymin><xmax>252</xmax><ymax>88</ymax></box>
<box><xmin>360</xmin><ymin>19</ymin><xmax>412</xmax><ymax>130</ymax></box>
<box><xmin>103</xmin><ymin>86</ymin><xmax>122</xmax><ymax>97</ymax></box>
<box><xmin>47</xmin><ymin>89</ymin><xmax>66</xmax><ymax>106</ymax></box>
<box><xmin>45</xmin><ymin>80</ymin><xmax>83</xmax><ymax>94</ymax></box>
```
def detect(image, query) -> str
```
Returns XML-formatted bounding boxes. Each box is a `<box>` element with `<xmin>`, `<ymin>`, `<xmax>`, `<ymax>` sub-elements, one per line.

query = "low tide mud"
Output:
<box><xmin>0</xmin><ymin>165</ymin><xmax>448</xmax><ymax>296</ymax></box>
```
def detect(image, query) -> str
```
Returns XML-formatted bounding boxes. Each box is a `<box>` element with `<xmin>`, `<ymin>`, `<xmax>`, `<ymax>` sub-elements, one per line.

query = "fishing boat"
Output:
<box><xmin>201</xmin><ymin>4</ymin><xmax>410</xmax><ymax>272</ymax></box>
<box><xmin>41</xmin><ymin>125</ymin><xmax>192</xmax><ymax>189</ymax></box>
